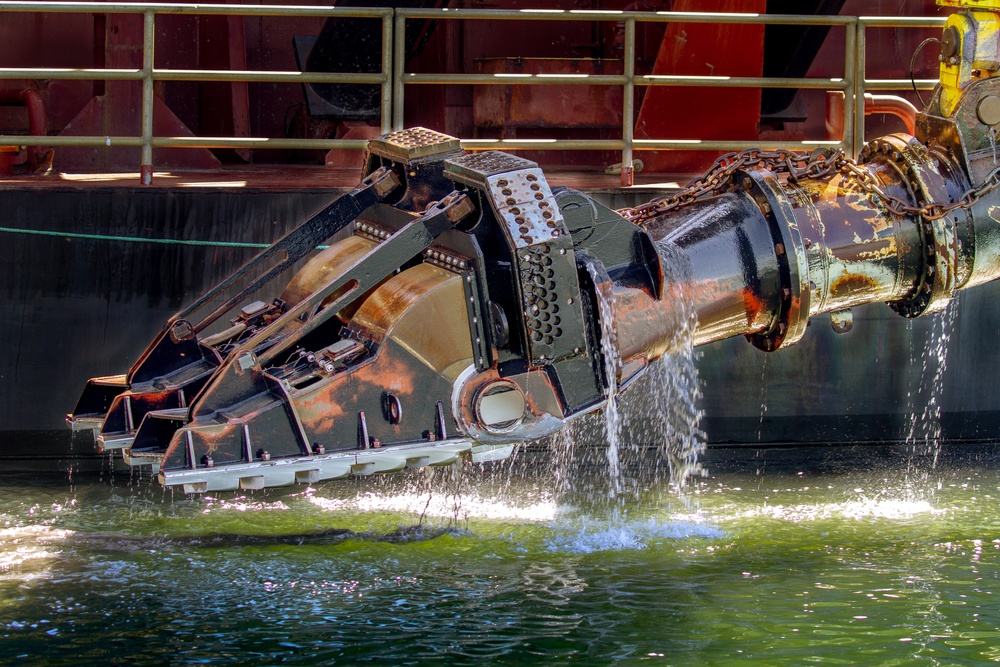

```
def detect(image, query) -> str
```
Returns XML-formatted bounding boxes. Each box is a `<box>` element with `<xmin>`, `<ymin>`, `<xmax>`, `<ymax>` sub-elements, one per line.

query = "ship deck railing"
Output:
<box><xmin>0</xmin><ymin>2</ymin><xmax>945</xmax><ymax>185</ymax></box>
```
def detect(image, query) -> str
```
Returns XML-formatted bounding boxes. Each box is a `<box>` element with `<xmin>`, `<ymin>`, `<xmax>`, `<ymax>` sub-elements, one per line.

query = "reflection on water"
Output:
<box><xmin>1</xmin><ymin>445</ymin><xmax>999</xmax><ymax>666</ymax></box>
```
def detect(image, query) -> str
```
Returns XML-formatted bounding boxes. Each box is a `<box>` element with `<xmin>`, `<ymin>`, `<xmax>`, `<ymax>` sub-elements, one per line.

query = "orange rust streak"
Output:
<box><xmin>830</xmin><ymin>273</ymin><xmax>879</xmax><ymax>299</ymax></box>
<box><xmin>740</xmin><ymin>288</ymin><xmax>765</xmax><ymax>327</ymax></box>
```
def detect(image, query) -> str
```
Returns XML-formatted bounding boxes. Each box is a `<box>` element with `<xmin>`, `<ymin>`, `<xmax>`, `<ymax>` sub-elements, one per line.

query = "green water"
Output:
<box><xmin>2</xmin><ymin>446</ymin><xmax>999</xmax><ymax>666</ymax></box>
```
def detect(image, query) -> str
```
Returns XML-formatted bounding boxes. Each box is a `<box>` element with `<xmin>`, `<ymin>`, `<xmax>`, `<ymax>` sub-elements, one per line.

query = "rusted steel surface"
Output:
<box><xmin>473</xmin><ymin>58</ymin><xmax>623</xmax><ymax>131</ymax></box>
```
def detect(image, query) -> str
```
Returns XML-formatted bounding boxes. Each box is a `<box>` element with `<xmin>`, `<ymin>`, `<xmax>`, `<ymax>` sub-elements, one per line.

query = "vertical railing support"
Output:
<box><xmin>381</xmin><ymin>11</ymin><xmax>393</xmax><ymax>134</ymax></box>
<box><xmin>852</xmin><ymin>20</ymin><xmax>867</xmax><ymax>158</ymax></box>
<box><xmin>393</xmin><ymin>10</ymin><xmax>406</xmax><ymax>131</ymax></box>
<box><xmin>842</xmin><ymin>20</ymin><xmax>857</xmax><ymax>158</ymax></box>
<box><xmin>140</xmin><ymin>8</ymin><xmax>155</xmax><ymax>185</ymax></box>
<box><xmin>621</xmin><ymin>17</ymin><xmax>636</xmax><ymax>188</ymax></box>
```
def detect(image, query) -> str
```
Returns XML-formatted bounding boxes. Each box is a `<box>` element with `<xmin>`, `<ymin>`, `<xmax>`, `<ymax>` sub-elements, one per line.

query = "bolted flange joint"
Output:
<box><xmin>731</xmin><ymin>168</ymin><xmax>811</xmax><ymax>352</ymax></box>
<box><xmin>859</xmin><ymin>134</ymin><xmax>968</xmax><ymax>318</ymax></box>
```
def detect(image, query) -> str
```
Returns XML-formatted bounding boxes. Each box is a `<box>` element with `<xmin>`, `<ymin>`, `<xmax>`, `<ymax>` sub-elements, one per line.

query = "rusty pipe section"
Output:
<box><xmin>826</xmin><ymin>93</ymin><xmax>919</xmax><ymax>141</ymax></box>
<box><xmin>608</xmin><ymin>133</ymin><xmax>976</xmax><ymax>360</ymax></box>
<box><xmin>865</xmin><ymin>94</ymin><xmax>919</xmax><ymax>135</ymax></box>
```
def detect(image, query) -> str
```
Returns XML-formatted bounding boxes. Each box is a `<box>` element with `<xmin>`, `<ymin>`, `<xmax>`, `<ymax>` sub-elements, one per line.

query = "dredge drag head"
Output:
<box><xmin>68</xmin><ymin>129</ymin><xmax>664</xmax><ymax>493</ymax></box>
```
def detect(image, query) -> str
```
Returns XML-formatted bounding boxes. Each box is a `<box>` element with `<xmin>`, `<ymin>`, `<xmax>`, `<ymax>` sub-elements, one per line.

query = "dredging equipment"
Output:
<box><xmin>66</xmin><ymin>0</ymin><xmax>1000</xmax><ymax>492</ymax></box>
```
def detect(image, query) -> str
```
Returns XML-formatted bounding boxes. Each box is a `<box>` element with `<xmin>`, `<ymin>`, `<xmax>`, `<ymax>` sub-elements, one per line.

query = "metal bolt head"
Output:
<box><xmin>977</xmin><ymin>95</ymin><xmax>1000</xmax><ymax>127</ymax></box>
<box><xmin>941</xmin><ymin>25</ymin><xmax>960</xmax><ymax>59</ymax></box>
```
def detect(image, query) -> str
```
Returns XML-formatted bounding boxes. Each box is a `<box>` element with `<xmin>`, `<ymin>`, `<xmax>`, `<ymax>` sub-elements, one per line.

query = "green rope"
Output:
<box><xmin>0</xmin><ymin>226</ymin><xmax>328</xmax><ymax>250</ymax></box>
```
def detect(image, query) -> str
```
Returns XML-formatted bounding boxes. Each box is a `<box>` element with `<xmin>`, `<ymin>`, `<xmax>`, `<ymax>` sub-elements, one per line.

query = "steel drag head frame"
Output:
<box><xmin>66</xmin><ymin>128</ymin><xmax>667</xmax><ymax>492</ymax></box>
<box><xmin>67</xmin><ymin>46</ymin><xmax>1000</xmax><ymax>494</ymax></box>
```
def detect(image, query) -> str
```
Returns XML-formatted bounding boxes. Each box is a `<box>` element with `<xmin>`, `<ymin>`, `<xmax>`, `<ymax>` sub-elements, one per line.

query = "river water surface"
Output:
<box><xmin>2</xmin><ymin>445</ymin><xmax>999</xmax><ymax>666</ymax></box>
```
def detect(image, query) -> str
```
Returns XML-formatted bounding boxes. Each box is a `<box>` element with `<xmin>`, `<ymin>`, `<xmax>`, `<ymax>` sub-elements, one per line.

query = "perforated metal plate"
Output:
<box><xmin>444</xmin><ymin>151</ymin><xmax>538</xmax><ymax>188</ymax></box>
<box><xmin>478</xmin><ymin>167</ymin><xmax>587</xmax><ymax>365</ymax></box>
<box><xmin>367</xmin><ymin>127</ymin><xmax>462</xmax><ymax>162</ymax></box>
<box><xmin>487</xmin><ymin>169</ymin><xmax>562</xmax><ymax>249</ymax></box>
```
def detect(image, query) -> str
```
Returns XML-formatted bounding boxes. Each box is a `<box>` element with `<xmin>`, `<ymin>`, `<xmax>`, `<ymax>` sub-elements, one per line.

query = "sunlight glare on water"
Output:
<box><xmin>1</xmin><ymin>446</ymin><xmax>999</xmax><ymax>666</ymax></box>
<box><xmin>3</xmin><ymin>300</ymin><xmax>997</xmax><ymax>665</ymax></box>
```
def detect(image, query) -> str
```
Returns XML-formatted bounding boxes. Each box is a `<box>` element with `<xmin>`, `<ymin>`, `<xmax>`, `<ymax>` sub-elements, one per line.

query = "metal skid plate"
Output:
<box><xmin>367</xmin><ymin>127</ymin><xmax>462</xmax><ymax>163</ymax></box>
<box><xmin>156</xmin><ymin>440</ymin><xmax>513</xmax><ymax>494</ymax></box>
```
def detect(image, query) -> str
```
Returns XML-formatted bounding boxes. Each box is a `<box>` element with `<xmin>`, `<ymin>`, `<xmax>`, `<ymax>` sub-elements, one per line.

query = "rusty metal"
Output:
<box><xmin>865</xmin><ymin>94</ymin><xmax>919</xmax><ymax>134</ymax></box>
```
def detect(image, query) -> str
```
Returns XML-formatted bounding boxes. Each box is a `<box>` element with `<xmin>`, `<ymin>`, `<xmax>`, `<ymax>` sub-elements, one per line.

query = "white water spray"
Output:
<box><xmin>905</xmin><ymin>298</ymin><xmax>958</xmax><ymax>465</ymax></box>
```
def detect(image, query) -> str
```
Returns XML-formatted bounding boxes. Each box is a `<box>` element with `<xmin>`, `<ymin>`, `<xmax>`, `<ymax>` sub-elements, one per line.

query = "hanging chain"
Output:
<box><xmin>617</xmin><ymin>147</ymin><xmax>1000</xmax><ymax>225</ymax></box>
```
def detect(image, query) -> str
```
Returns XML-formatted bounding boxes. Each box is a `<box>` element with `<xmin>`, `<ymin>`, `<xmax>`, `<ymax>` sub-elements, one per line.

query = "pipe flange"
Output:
<box><xmin>859</xmin><ymin>134</ymin><xmax>964</xmax><ymax>318</ymax></box>
<box><xmin>732</xmin><ymin>168</ymin><xmax>810</xmax><ymax>352</ymax></box>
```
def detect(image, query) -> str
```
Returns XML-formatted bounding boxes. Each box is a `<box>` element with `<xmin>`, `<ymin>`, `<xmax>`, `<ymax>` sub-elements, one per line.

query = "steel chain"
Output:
<box><xmin>617</xmin><ymin>148</ymin><xmax>1000</xmax><ymax>225</ymax></box>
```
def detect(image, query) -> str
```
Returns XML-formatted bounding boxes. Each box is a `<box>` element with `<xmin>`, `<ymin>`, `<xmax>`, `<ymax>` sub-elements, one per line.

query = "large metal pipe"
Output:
<box><xmin>607</xmin><ymin>131</ymin><xmax>980</xmax><ymax>361</ymax></box>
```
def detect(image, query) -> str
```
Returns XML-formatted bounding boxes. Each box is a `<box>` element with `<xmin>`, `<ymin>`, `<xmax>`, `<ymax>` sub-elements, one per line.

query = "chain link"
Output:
<box><xmin>617</xmin><ymin>148</ymin><xmax>1000</xmax><ymax>225</ymax></box>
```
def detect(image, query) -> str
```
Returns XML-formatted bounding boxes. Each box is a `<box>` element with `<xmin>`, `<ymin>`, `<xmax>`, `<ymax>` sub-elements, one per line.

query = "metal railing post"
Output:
<box><xmin>621</xmin><ymin>17</ymin><xmax>635</xmax><ymax>188</ymax></box>
<box><xmin>842</xmin><ymin>20</ymin><xmax>857</xmax><ymax>157</ymax></box>
<box><xmin>853</xmin><ymin>20</ymin><xmax>867</xmax><ymax>157</ymax></box>
<box><xmin>381</xmin><ymin>11</ymin><xmax>393</xmax><ymax>134</ymax></box>
<box><xmin>141</xmin><ymin>8</ymin><xmax>155</xmax><ymax>184</ymax></box>
<box><xmin>393</xmin><ymin>10</ymin><xmax>406</xmax><ymax>131</ymax></box>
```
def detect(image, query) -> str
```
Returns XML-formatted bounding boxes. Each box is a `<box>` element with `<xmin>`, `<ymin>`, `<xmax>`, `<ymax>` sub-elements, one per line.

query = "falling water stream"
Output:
<box><xmin>583</xmin><ymin>261</ymin><xmax>625</xmax><ymax>500</ymax></box>
<box><xmin>905</xmin><ymin>298</ymin><xmax>959</xmax><ymax>465</ymax></box>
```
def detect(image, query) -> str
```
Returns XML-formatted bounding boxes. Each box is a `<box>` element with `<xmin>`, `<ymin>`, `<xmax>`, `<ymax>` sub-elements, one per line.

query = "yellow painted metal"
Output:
<box><xmin>938</xmin><ymin>2</ymin><xmax>1000</xmax><ymax>116</ymax></box>
<box><xmin>939</xmin><ymin>0</ymin><xmax>1000</xmax><ymax>9</ymax></box>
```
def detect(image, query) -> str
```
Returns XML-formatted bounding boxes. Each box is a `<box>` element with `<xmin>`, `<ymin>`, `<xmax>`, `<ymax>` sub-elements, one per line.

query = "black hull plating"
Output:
<box><xmin>2</xmin><ymin>186</ymin><xmax>997</xmax><ymax>471</ymax></box>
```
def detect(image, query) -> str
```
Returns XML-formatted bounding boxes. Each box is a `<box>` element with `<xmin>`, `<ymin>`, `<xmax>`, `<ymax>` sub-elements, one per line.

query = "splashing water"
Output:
<box><xmin>544</xmin><ymin>515</ymin><xmax>723</xmax><ymax>554</ymax></box>
<box><xmin>549</xmin><ymin>241</ymin><xmax>705</xmax><ymax>512</ymax></box>
<box><xmin>905</xmin><ymin>297</ymin><xmax>958</xmax><ymax>465</ymax></box>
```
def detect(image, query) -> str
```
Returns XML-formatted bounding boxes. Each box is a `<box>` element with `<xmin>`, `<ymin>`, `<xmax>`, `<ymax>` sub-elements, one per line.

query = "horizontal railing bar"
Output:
<box><xmin>402</xmin><ymin>73</ymin><xmax>853</xmax><ymax>89</ymax></box>
<box><xmin>858</xmin><ymin>16</ymin><xmax>946</xmax><ymax>28</ymax></box>
<box><xmin>0</xmin><ymin>135</ymin><xmax>848</xmax><ymax>153</ymax></box>
<box><xmin>402</xmin><ymin>73</ymin><xmax>627</xmax><ymax>85</ymax></box>
<box><xmin>396</xmin><ymin>8</ymin><xmax>856</xmax><ymax>25</ymax></box>
<box><xmin>155</xmin><ymin>69</ymin><xmax>387</xmax><ymax>84</ymax></box>
<box><xmin>631</xmin><ymin>140</ymin><xmax>846</xmax><ymax>151</ymax></box>
<box><xmin>0</xmin><ymin>3</ymin><xmax>944</xmax><ymax>28</ymax></box>
<box><xmin>150</xmin><ymin>137</ymin><xmax>371</xmax><ymax>150</ymax></box>
<box><xmin>0</xmin><ymin>68</ymin><xmax>142</xmax><ymax>80</ymax></box>
<box><xmin>0</xmin><ymin>135</ymin><xmax>144</xmax><ymax>147</ymax></box>
<box><xmin>2</xmin><ymin>68</ymin><xmax>915</xmax><ymax>91</ymax></box>
<box><xmin>458</xmin><ymin>138</ymin><xmax>847</xmax><ymax>151</ymax></box>
<box><xmin>865</xmin><ymin>78</ymin><xmax>938</xmax><ymax>90</ymax></box>
<box><xmin>641</xmin><ymin>75</ymin><xmax>849</xmax><ymax>89</ymax></box>
<box><xmin>460</xmin><ymin>139</ymin><xmax>623</xmax><ymax>150</ymax></box>
<box><xmin>0</xmin><ymin>135</ymin><xmax>373</xmax><ymax>150</ymax></box>
<box><xmin>0</xmin><ymin>68</ymin><xmax>386</xmax><ymax>84</ymax></box>
<box><xmin>0</xmin><ymin>1</ymin><xmax>391</xmax><ymax>17</ymax></box>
